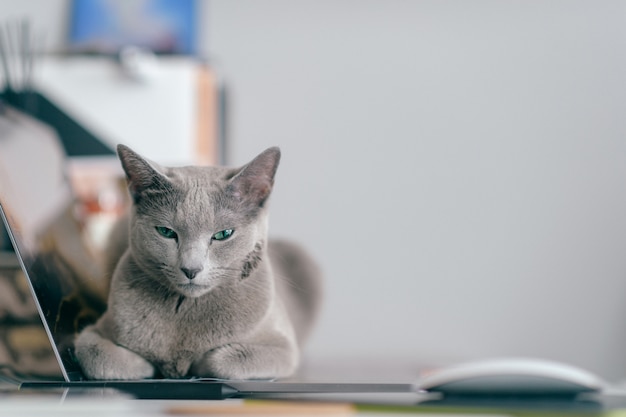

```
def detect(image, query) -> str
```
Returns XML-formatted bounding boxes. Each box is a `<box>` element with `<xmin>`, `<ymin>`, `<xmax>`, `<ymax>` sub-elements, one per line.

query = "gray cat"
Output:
<box><xmin>74</xmin><ymin>145</ymin><xmax>322</xmax><ymax>380</ymax></box>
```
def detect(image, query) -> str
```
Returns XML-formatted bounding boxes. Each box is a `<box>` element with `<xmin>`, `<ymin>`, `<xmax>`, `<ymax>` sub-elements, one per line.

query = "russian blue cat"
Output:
<box><xmin>74</xmin><ymin>145</ymin><xmax>322</xmax><ymax>380</ymax></box>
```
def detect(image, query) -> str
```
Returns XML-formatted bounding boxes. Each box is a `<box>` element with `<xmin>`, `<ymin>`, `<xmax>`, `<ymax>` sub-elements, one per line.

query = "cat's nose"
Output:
<box><xmin>181</xmin><ymin>267</ymin><xmax>202</xmax><ymax>280</ymax></box>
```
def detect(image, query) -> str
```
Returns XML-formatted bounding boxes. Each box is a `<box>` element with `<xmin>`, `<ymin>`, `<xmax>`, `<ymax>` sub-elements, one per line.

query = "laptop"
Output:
<box><xmin>0</xmin><ymin>111</ymin><xmax>416</xmax><ymax>400</ymax></box>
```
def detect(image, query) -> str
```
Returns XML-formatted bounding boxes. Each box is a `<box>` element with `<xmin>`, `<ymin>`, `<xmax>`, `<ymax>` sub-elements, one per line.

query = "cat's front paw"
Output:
<box><xmin>74</xmin><ymin>326</ymin><xmax>155</xmax><ymax>380</ymax></box>
<box><xmin>191</xmin><ymin>343</ymin><xmax>298</xmax><ymax>380</ymax></box>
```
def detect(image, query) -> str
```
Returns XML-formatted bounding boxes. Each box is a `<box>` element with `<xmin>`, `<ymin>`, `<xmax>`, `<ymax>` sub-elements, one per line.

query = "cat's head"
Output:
<box><xmin>116</xmin><ymin>144</ymin><xmax>280</xmax><ymax>298</ymax></box>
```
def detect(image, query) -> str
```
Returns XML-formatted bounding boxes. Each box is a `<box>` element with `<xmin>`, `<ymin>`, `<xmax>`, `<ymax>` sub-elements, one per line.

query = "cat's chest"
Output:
<box><xmin>118</xmin><ymin>296</ymin><xmax>217</xmax><ymax>347</ymax></box>
<box><xmin>109</xmin><ymin>274</ymin><xmax>272</xmax><ymax>378</ymax></box>
<box><xmin>113</xmin><ymin>288</ymin><xmax>255</xmax><ymax>358</ymax></box>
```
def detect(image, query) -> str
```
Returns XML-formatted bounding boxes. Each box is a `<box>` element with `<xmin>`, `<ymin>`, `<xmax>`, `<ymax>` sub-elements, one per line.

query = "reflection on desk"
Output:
<box><xmin>0</xmin><ymin>392</ymin><xmax>358</xmax><ymax>417</ymax></box>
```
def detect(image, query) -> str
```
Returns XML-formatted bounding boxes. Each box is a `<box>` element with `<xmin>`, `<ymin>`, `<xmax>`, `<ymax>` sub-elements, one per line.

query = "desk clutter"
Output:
<box><xmin>0</xmin><ymin>18</ymin><xmax>112</xmax><ymax>154</ymax></box>
<box><xmin>0</xmin><ymin>18</ymin><xmax>118</xmax><ymax>380</ymax></box>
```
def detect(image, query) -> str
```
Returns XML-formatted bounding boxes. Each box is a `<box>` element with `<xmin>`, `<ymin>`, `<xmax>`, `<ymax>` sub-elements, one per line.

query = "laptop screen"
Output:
<box><xmin>0</xmin><ymin>107</ymin><xmax>126</xmax><ymax>381</ymax></box>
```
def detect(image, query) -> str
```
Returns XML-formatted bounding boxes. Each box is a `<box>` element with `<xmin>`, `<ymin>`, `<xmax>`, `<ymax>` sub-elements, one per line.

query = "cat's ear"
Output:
<box><xmin>228</xmin><ymin>147</ymin><xmax>281</xmax><ymax>208</ymax></box>
<box><xmin>117</xmin><ymin>144</ymin><xmax>171</xmax><ymax>203</ymax></box>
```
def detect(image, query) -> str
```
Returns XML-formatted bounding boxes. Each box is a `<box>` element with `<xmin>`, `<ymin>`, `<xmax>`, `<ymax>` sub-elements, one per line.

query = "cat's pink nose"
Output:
<box><xmin>181</xmin><ymin>267</ymin><xmax>202</xmax><ymax>280</ymax></box>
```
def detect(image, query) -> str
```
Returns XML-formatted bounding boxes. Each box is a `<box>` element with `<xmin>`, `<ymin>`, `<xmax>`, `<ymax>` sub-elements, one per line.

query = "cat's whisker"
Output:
<box><xmin>272</xmin><ymin>271</ymin><xmax>308</xmax><ymax>292</ymax></box>
<box><xmin>262</xmin><ymin>253</ymin><xmax>309</xmax><ymax>291</ymax></box>
<box><xmin>213</xmin><ymin>266</ymin><xmax>241</xmax><ymax>272</ymax></box>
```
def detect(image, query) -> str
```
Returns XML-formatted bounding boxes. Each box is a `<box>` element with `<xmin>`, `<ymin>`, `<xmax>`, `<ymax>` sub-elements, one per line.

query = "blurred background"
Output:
<box><xmin>1</xmin><ymin>0</ymin><xmax>626</xmax><ymax>381</ymax></box>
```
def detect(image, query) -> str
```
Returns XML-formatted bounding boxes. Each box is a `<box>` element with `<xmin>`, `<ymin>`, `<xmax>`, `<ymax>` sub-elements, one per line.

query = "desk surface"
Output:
<box><xmin>4</xmin><ymin>386</ymin><xmax>626</xmax><ymax>417</ymax></box>
<box><xmin>3</xmin><ymin>358</ymin><xmax>626</xmax><ymax>416</ymax></box>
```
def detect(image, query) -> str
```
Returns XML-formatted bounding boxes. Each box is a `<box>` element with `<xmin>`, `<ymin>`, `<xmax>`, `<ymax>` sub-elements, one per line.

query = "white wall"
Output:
<box><xmin>207</xmin><ymin>0</ymin><xmax>626</xmax><ymax>381</ymax></box>
<box><xmin>3</xmin><ymin>0</ymin><xmax>626</xmax><ymax>381</ymax></box>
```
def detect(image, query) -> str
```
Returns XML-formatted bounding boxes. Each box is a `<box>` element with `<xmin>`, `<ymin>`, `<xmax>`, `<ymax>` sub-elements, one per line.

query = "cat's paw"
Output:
<box><xmin>191</xmin><ymin>343</ymin><xmax>298</xmax><ymax>380</ymax></box>
<box><xmin>74</xmin><ymin>326</ymin><xmax>155</xmax><ymax>380</ymax></box>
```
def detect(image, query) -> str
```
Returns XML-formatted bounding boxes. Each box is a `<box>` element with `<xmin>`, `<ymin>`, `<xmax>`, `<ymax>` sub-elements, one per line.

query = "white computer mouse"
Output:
<box><xmin>418</xmin><ymin>357</ymin><xmax>607</xmax><ymax>396</ymax></box>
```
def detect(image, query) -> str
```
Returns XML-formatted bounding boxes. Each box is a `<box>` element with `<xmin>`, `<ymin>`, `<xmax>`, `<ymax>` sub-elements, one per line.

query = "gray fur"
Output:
<box><xmin>74</xmin><ymin>145</ymin><xmax>322</xmax><ymax>380</ymax></box>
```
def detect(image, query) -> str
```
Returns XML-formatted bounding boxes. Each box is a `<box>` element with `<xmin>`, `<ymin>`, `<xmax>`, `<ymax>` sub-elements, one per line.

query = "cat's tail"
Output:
<box><xmin>268</xmin><ymin>239</ymin><xmax>323</xmax><ymax>348</ymax></box>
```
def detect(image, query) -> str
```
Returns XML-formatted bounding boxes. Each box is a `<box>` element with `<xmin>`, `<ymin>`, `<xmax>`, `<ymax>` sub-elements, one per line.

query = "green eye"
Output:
<box><xmin>212</xmin><ymin>229</ymin><xmax>234</xmax><ymax>241</ymax></box>
<box><xmin>156</xmin><ymin>226</ymin><xmax>177</xmax><ymax>239</ymax></box>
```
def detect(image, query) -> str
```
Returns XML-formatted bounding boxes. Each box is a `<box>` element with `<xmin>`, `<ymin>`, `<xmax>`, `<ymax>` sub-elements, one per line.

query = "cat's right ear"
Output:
<box><xmin>117</xmin><ymin>144</ymin><xmax>171</xmax><ymax>203</ymax></box>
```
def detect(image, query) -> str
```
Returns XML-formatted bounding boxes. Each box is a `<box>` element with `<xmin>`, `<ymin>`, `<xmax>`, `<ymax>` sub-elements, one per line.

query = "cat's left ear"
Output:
<box><xmin>228</xmin><ymin>147</ymin><xmax>281</xmax><ymax>208</ymax></box>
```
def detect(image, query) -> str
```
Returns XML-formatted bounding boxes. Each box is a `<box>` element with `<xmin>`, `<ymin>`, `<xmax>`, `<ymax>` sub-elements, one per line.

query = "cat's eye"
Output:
<box><xmin>156</xmin><ymin>226</ymin><xmax>177</xmax><ymax>239</ymax></box>
<box><xmin>212</xmin><ymin>229</ymin><xmax>234</xmax><ymax>241</ymax></box>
